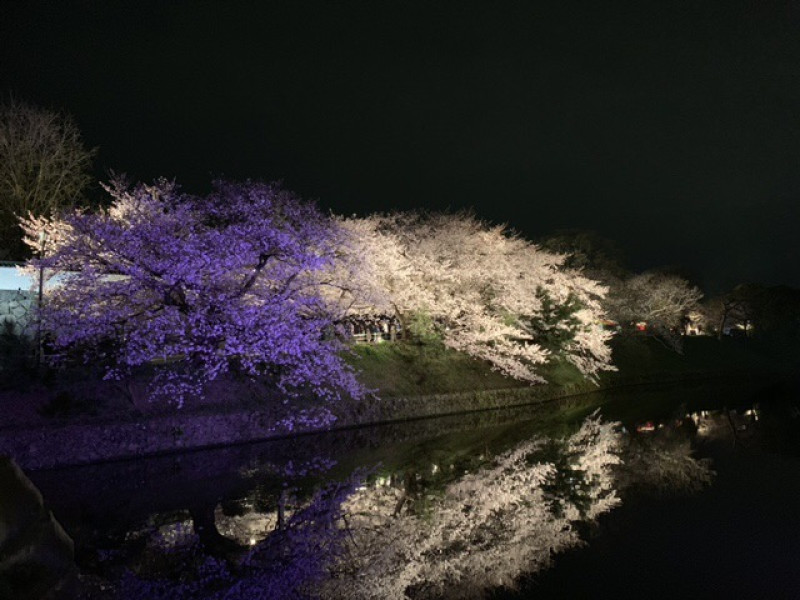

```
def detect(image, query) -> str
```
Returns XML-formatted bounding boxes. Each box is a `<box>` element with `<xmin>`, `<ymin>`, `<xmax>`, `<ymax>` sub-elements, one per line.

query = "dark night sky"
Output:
<box><xmin>2</xmin><ymin>1</ymin><xmax>800</xmax><ymax>293</ymax></box>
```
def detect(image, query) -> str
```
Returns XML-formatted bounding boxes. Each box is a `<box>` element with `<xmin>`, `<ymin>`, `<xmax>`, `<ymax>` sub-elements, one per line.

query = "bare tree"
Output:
<box><xmin>0</xmin><ymin>98</ymin><xmax>95</xmax><ymax>259</ymax></box>
<box><xmin>706</xmin><ymin>293</ymin><xmax>750</xmax><ymax>339</ymax></box>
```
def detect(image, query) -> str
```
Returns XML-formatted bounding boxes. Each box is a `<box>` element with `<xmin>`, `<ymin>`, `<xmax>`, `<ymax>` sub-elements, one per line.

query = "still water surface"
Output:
<box><xmin>30</xmin><ymin>378</ymin><xmax>800</xmax><ymax>598</ymax></box>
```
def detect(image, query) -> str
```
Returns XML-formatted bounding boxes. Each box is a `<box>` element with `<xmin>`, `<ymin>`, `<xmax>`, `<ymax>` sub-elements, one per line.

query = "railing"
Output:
<box><xmin>339</xmin><ymin>315</ymin><xmax>404</xmax><ymax>344</ymax></box>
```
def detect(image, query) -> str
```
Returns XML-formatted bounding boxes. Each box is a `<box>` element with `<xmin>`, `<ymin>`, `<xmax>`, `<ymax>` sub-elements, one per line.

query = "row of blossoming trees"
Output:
<box><xmin>21</xmin><ymin>179</ymin><xmax>615</xmax><ymax>406</ymax></box>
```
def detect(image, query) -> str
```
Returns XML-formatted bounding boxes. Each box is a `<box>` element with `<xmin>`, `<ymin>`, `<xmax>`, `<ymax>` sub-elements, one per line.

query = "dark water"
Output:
<box><xmin>500</xmin><ymin>421</ymin><xmax>800</xmax><ymax>599</ymax></box>
<box><xmin>28</xmin><ymin>376</ymin><xmax>800</xmax><ymax>598</ymax></box>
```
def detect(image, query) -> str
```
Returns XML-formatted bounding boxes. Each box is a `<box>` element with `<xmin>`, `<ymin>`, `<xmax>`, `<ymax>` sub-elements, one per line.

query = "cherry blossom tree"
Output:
<box><xmin>332</xmin><ymin>212</ymin><xmax>615</xmax><ymax>383</ymax></box>
<box><xmin>608</xmin><ymin>271</ymin><xmax>703</xmax><ymax>350</ymax></box>
<box><xmin>21</xmin><ymin>179</ymin><xmax>363</xmax><ymax>406</ymax></box>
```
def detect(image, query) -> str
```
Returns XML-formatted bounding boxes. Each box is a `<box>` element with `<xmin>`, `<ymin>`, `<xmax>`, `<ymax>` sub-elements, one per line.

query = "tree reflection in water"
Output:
<box><xmin>103</xmin><ymin>414</ymin><xmax>713</xmax><ymax>600</ymax></box>
<box><xmin>323</xmin><ymin>414</ymin><xmax>621</xmax><ymax>600</ymax></box>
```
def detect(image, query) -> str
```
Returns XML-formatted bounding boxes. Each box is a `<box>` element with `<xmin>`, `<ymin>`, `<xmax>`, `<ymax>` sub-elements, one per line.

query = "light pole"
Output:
<box><xmin>36</xmin><ymin>230</ymin><xmax>48</xmax><ymax>371</ymax></box>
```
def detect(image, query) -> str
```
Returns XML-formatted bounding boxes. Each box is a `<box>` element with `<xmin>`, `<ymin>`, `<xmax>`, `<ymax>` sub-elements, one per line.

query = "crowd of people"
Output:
<box><xmin>339</xmin><ymin>315</ymin><xmax>402</xmax><ymax>343</ymax></box>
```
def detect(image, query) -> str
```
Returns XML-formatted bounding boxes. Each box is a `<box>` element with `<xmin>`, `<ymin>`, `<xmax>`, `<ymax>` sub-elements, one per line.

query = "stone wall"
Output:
<box><xmin>0</xmin><ymin>289</ymin><xmax>35</xmax><ymax>337</ymax></box>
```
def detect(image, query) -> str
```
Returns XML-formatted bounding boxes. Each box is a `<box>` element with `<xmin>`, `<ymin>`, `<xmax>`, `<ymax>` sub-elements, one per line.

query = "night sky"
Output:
<box><xmin>2</xmin><ymin>1</ymin><xmax>800</xmax><ymax>293</ymax></box>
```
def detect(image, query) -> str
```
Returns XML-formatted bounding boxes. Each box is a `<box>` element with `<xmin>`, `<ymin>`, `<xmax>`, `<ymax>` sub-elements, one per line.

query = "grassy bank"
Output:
<box><xmin>332</xmin><ymin>334</ymin><xmax>795</xmax><ymax>427</ymax></box>
<box><xmin>347</xmin><ymin>335</ymin><xmax>790</xmax><ymax>400</ymax></box>
<box><xmin>1</xmin><ymin>333</ymin><xmax>794</xmax><ymax>470</ymax></box>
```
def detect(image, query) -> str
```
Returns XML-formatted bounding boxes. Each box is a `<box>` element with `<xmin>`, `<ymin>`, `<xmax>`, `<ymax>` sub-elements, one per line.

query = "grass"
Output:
<box><xmin>4</xmin><ymin>332</ymin><xmax>792</xmax><ymax>432</ymax></box>
<box><xmin>345</xmin><ymin>341</ymin><xmax>528</xmax><ymax>398</ymax></box>
<box><xmin>346</xmin><ymin>334</ymin><xmax>793</xmax><ymax>400</ymax></box>
<box><xmin>332</xmin><ymin>335</ymin><xmax>793</xmax><ymax>478</ymax></box>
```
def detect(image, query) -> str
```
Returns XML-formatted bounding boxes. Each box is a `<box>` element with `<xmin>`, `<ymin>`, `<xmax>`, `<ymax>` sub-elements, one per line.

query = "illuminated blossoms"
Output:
<box><xmin>22</xmin><ymin>179</ymin><xmax>363</xmax><ymax>406</ymax></box>
<box><xmin>22</xmin><ymin>183</ymin><xmax>616</xmax><ymax>406</ymax></box>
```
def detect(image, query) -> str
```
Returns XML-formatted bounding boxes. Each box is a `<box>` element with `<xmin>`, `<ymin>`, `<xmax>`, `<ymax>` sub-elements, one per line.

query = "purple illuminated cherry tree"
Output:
<box><xmin>22</xmin><ymin>179</ymin><xmax>363</xmax><ymax>406</ymax></box>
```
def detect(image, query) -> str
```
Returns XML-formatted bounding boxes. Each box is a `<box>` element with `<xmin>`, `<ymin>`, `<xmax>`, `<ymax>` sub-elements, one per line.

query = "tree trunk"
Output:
<box><xmin>277</xmin><ymin>489</ymin><xmax>288</xmax><ymax>530</ymax></box>
<box><xmin>392</xmin><ymin>304</ymin><xmax>407</xmax><ymax>342</ymax></box>
<box><xmin>717</xmin><ymin>312</ymin><xmax>727</xmax><ymax>340</ymax></box>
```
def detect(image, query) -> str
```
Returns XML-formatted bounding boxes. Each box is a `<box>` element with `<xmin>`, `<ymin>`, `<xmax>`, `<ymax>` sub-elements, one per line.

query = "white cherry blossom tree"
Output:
<box><xmin>332</xmin><ymin>212</ymin><xmax>615</xmax><ymax>382</ymax></box>
<box><xmin>608</xmin><ymin>271</ymin><xmax>703</xmax><ymax>350</ymax></box>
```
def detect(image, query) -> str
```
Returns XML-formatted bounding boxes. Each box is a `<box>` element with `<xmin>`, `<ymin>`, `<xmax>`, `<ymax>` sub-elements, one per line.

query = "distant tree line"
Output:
<box><xmin>539</xmin><ymin>230</ymin><xmax>800</xmax><ymax>348</ymax></box>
